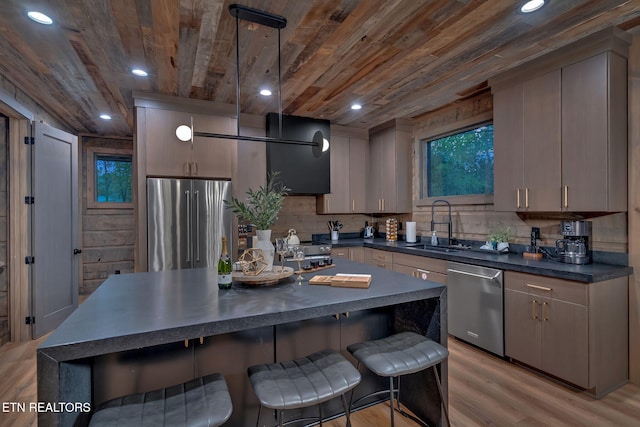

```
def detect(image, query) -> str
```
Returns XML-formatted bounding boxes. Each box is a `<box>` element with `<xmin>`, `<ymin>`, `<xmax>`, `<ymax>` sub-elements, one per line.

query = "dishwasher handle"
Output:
<box><xmin>447</xmin><ymin>268</ymin><xmax>501</xmax><ymax>281</ymax></box>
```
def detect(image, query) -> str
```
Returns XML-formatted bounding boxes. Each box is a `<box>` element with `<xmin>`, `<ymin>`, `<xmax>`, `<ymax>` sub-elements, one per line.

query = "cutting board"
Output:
<box><xmin>309</xmin><ymin>273</ymin><xmax>372</xmax><ymax>288</ymax></box>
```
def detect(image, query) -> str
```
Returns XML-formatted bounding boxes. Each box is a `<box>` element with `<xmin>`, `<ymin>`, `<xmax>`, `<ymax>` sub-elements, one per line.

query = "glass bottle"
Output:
<box><xmin>218</xmin><ymin>237</ymin><xmax>232</xmax><ymax>290</ymax></box>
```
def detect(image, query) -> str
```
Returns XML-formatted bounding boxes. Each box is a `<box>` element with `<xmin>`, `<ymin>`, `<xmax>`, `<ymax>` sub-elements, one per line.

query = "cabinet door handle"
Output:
<box><xmin>526</xmin><ymin>283</ymin><xmax>552</xmax><ymax>291</ymax></box>
<box><xmin>352</xmin><ymin>199</ymin><xmax>355</xmax><ymax>212</ymax></box>
<box><xmin>184</xmin><ymin>161</ymin><xmax>191</xmax><ymax>175</ymax></box>
<box><xmin>517</xmin><ymin>188</ymin><xmax>521</xmax><ymax>208</ymax></box>
<box><xmin>191</xmin><ymin>161</ymin><xmax>198</xmax><ymax>176</ymax></box>
<box><xmin>531</xmin><ymin>300</ymin><xmax>538</xmax><ymax>320</ymax></box>
<box><xmin>382</xmin><ymin>198</ymin><xmax>385</xmax><ymax>211</ymax></box>
<box><xmin>195</xmin><ymin>190</ymin><xmax>200</xmax><ymax>262</ymax></box>
<box><xmin>564</xmin><ymin>185</ymin><xmax>569</xmax><ymax>208</ymax></box>
<box><xmin>542</xmin><ymin>301</ymin><xmax>548</xmax><ymax>321</ymax></box>
<box><xmin>525</xmin><ymin>188</ymin><xmax>529</xmax><ymax>209</ymax></box>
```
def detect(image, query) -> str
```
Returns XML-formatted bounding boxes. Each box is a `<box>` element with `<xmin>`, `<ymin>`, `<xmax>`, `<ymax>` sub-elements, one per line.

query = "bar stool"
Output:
<box><xmin>89</xmin><ymin>373</ymin><xmax>232</xmax><ymax>426</ymax></box>
<box><xmin>347</xmin><ymin>331</ymin><xmax>450</xmax><ymax>427</ymax></box>
<box><xmin>248</xmin><ymin>349</ymin><xmax>361</xmax><ymax>427</ymax></box>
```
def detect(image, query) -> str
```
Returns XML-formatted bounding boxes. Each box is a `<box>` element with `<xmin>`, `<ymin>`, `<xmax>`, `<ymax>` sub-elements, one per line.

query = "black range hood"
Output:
<box><xmin>266</xmin><ymin>113</ymin><xmax>330</xmax><ymax>195</ymax></box>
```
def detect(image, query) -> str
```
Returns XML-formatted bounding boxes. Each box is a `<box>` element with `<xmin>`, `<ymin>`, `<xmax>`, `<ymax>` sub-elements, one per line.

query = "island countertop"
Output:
<box><xmin>38</xmin><ymin>258</ymin><xmax>447</xmax><ymax>426</ymax></box>
<box><xmin>39</xmin><ymin>257</ymin><xmax>445</xmax><ymax>361</ymax></box>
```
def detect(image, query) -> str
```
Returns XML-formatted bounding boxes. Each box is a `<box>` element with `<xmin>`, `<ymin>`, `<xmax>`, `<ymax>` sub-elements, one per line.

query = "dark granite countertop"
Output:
<box><xmin>38</xmin><ymin>258</ymin><xmax>445</xmax><ymax>361</ymax></box>
<box><xmin>318</xmin><ymin>237</ymin><xmax>632</xmax><ymax>283</ymax></box>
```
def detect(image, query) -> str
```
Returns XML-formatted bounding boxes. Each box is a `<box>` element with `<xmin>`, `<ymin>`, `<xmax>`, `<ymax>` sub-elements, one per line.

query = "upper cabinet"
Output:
<box><xmin>366</xmin><ymin>120</ymin><xmax>412</xmax><ymax>213</ymax></box>
<box><xmin>317</xmin><ymin>127</ymin><xmax>367</xmax><ymax>214</ymax></box>
<box><xmin>561</xmin><ymin>53</ymin><xmax>627</xmax><ymax>212</ymax></box>
<box><xmin>492</xmin><ymin>30</ymin><xmax>628</xmax><ymax>213</ymax></box>
<box><xmin>139</xmin><ymin>108</ymin><xmax>236</xmax><ymax>179</ymax></box>
<box><xmin>494</xmin><ymin>70</ymin><xmax>561</xmax><ymax>211</ymax></box>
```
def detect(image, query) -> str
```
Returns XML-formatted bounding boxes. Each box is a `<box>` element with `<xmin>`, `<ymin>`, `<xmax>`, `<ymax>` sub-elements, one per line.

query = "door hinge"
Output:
<box><xmin>25</xmin><ymin>256</ymin><xmax>35</xmax><ymax>264</ymax></box>
<box><xmin>24</xmin><ymin>136</ymin><xmax>34</xmax><ymax>145</ymax></box>
<box><xmin>24</xmin><ymin>196</ymin><xmax>34</xmax><ymax>204</ymax></box>
<box><xmin>25</xmin><ymin>316</ymin><xmax>35</xmax><ymax>325</ymax></box>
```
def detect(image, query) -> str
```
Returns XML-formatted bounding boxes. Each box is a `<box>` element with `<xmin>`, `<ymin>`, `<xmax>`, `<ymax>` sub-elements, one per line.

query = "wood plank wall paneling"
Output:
<box><xmin>411</xmin><ymin>89</ymin><xmax>628</xmax><ymax>252</ymax></box>
<box><xmin>628</xmin><ymin>32</ymin><xmax>640</xmax><ymax>384</ymax></box>
<box><xmin>0</xmin><ymin>116</ymin><xmax>7</xmax><ymax>345</ymax></box>
<box><xmin>81</xmin><ymin>137</ymin><xmax>135</xmax><ymax>296</ymax></box>
<box><xmin>271</xmin><ymin>196</ymin><xmax>411</xmax><ymax>243</ymax></box>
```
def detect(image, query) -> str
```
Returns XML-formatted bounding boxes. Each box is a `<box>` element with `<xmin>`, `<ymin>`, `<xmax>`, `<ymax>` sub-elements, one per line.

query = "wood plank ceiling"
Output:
<box><xmin>1</xmin><ymin>0</ymin><xmax>640</xmax><ymax>137</ymax></box>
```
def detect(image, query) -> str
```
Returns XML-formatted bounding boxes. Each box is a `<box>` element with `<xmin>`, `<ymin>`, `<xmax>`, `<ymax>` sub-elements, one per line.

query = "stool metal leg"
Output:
<box><xmin>256</xmin><ymin>405</ymin><xmax>262</xmax><ymax>427</ymax></box>
<box><xmin>319</xmin><ymin>404</ymin><xmax>323</xmax><ymax>426</ymax></box>
<box><xmin>341</xmin><ymin>394</ymin><xmax>352</xmax><ymax>427</ymax></box>
<box><xmin>389</xmin><ymin>376</ymin><xmax>395</xmax><ymax>427</ymax></box>
<box><xmin>433</xmin><ymin>365</ymin><xmax>451</xmax><ymax>427</ymax></box>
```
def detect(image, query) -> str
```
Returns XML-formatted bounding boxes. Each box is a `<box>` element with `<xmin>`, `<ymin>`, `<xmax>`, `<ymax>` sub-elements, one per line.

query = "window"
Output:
<box><xmin>87</xmin><ymin>147</ymin><xmax>133</xmax><ymax>209</ymax></box>
<box><xmin>421</xmin><ymin>123</ymin><xmax>494</xmax><ymax>202</ymax></box>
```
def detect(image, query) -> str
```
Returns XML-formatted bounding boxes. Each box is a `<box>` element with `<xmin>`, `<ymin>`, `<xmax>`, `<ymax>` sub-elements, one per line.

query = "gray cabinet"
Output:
<box><xmin>504</xmin><ymin>271</ymin><xmax>628</xmax><ymax>397</ymax></box>
<box><xmin>317</xmin><ymin>127</ymin><xmax>367</xmax><ymax>214</ymax></box>
<box><xmin>493</xmin><ymin>50</ymin><xmax>627</xmax><ymax>212</ymax></box>
<box><xmin>141</xmin><ymin>108</ymin><xmax>236</xmax><ymax>179</ymax></box>
<box><xmin>392</xmin><ymin>252</ymin><xmax>447</xmax><ymax>285</ymax></box>
<box><xmin>366</xmin><ymin>120</ymin><xmax>412</xmax><ymax>213</ymax></box>
<box><xmin>332</xmin><ymin>246</ymin><xmax>365</xmax><ymax>263</ymax></box>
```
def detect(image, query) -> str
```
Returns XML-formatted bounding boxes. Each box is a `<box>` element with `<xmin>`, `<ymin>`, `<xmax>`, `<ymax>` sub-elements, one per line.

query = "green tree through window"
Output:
<box><xmin>95</xmin><ymin>155</ymin><xmax>132</xmax><ymax>203</ymax></box>
<box><xmin>425</xmin><ymin>124</ymin><xmax>494</xmax><ymax>197</ymax></box>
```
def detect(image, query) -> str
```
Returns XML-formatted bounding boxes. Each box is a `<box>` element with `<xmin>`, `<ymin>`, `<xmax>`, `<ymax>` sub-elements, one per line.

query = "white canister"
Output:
<box><xmin>331</xmin><ymin>230</ymin><xmax>339</xmax><ymax>241</ymax></box>
<box><xmin>405</xmin><ymin>222</ymin><xmax>417</xmax><ymax>243</ymax></box>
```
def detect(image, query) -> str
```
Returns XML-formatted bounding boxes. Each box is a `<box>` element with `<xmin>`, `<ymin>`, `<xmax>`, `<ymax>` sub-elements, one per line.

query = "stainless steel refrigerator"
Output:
<box><xmin>147</xmin><ymin>178</ymin><xmax>232</xmax><ymax>272</ymax></box>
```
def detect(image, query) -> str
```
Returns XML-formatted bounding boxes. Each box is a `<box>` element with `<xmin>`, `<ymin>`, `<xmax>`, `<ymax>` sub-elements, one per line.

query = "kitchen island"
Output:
<box><xmin>37</xmin><ymin>258</ymin><xmax>447</xmax><ymax>426</ymax></box>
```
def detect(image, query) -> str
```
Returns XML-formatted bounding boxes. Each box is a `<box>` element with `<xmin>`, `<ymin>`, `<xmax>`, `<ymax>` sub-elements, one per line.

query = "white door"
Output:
<box><xmin>31</xmin><ymin>122</ymin><xmax>78</xmax><ymax>338</ymax></box>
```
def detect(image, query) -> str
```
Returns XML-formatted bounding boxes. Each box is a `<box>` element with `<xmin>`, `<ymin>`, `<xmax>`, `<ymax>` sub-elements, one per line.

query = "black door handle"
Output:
<box><xmin>73</xmin><ymin>248</ymin><xmax>82</xmax><ymax>255</ymax></box>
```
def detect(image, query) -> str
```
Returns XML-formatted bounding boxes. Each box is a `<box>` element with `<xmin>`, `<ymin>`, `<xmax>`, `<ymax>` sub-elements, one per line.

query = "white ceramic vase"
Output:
<box><xmin>255</xmin><ymin>230</ymin><xmax>275</xmax><ymax>272</ymax></box>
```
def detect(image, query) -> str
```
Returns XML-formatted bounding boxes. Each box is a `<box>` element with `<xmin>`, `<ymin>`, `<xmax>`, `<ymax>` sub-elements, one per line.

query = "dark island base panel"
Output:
<box><xmin>89</xmin><ymin>302</ymin><xmax>443</xmax><ymax>427</ymax></box>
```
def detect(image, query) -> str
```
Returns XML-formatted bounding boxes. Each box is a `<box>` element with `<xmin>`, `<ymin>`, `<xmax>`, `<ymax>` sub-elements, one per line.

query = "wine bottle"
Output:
<box><xmin>218</xmin><ymin>237</ymin><xmax>232</xmax><ymax>290</ymax></box>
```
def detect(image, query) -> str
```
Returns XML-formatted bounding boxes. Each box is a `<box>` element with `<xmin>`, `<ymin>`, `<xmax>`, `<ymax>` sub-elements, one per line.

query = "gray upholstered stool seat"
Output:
<box><xmin>347</xmin><ymin>331</ymin><xmax>450</xmax><ymax>427</ymax></box>
<box><xmin>248</xmin><ymin>349</ymin><xmax>361</xmax><ymax>426</ymax></box>
<box><xmin>89</xmin><ymin>373</ymin><xmax>232</xmax><ymax>427</ymax></box>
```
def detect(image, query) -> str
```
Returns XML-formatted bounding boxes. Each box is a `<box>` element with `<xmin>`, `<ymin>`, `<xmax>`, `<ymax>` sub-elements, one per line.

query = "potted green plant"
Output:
<box><xmin>488</xmin><ymin>227</ymin><xmax>511</xmax><ymax>251</ymax></box>
<box><xmin>225</xmin><ymin>172</ymin><xmax>289</xmax><ymax>271</ymax></box>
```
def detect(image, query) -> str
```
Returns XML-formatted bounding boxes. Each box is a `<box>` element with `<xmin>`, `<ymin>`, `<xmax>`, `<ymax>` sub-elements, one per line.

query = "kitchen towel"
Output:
<box><xmin>406</xmin><ymin>222</ymin><xmax>417</xmax><ymax>243</ymax></box>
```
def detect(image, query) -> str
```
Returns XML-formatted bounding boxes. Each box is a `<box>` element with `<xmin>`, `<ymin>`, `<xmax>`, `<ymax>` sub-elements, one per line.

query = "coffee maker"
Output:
<box><xmin>555</xmin><ymin>220</ymin><xmax>592</xmax><ymax>264</ymax></box>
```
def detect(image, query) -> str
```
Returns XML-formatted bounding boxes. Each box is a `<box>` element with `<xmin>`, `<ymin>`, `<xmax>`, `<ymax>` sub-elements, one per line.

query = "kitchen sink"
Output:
<box><xmin>403</xmin><ymin>243</ymin><xmax>466</xmax><ymax>253</ymax></box>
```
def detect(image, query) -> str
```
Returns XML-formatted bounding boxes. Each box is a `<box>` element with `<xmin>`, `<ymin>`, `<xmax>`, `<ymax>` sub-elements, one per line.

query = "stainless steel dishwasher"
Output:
<box><xmin>447</xmin><ymin>261</ymin><xmax>504</xmax><ymax>356</ymax></box>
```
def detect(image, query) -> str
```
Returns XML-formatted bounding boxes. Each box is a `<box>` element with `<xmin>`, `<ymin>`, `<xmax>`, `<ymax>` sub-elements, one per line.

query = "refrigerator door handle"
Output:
<box><xmin>195</xmin><ymin>190</ymin><xmax>200</xmax><ymax>262</ymax></box>
<box><xmin>185</xmin><ymin>190</ymin><xmax>191</xmax><ymax>263</ymax></box>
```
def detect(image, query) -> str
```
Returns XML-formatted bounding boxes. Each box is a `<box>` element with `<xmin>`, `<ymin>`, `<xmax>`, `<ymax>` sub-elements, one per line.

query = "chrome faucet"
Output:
<box><xmin>431</xmin><ymin>199</ymin><xmax>453</xmax><ymax>246</ymax></box>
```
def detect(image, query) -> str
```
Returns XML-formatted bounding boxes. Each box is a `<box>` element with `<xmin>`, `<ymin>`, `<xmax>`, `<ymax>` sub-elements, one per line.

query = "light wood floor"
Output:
<box><xmin>1</xmin><ymin>336</ymin><xmax>639</xmax><ymax>426</ymax></box>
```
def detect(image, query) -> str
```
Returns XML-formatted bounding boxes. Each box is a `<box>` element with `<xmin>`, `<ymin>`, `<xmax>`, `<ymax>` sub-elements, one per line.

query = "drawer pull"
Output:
<box><xmin>376</xmin><ymin>262</ymin><xmax>386</xmax><ymax>268</ymax></box>
<box><xmin>416</xmin><ymin>268</ymin><xmax>430</xmax><ymax>280</ymax></box>
<box><xmin>526</xmin><ymin>283</ymin><xmax>552</xmax><ymax>291</ymax></box>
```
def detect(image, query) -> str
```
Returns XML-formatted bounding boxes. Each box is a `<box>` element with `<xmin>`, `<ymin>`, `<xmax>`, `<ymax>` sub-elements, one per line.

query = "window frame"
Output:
<box><xmin>86</xmin><ymin>147</ymin><xmax>133</xmax><ymax>209</ymax></box>
<box><xmin>416</xmin><ymin>120</ymin><xmax>494</xmax><ymax>207</ymax></box>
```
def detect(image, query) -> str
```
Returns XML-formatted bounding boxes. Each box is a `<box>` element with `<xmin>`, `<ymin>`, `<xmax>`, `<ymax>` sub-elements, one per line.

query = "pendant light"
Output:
<box><xmin>175</xmin><ymin>4</ymin><xmax>328</xmax><ymax>149</ymax></box>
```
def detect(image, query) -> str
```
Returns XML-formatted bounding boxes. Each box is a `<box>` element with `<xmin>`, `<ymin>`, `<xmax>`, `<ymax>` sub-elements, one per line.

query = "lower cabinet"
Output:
<box><xmin>392</xmin><ymin>252</ymin><xmax>448</xmax><ymax>284</ymax></box>
<box><xmin>332</xmin><ymin>246</ymin><xmax>365</xmax><ymax>263</ymax></box>
<box><xmin>504</xmin><ymin>271</ymin><xmax>628</xmax><ymax>397</ymax></box>
<box><xmin>364</xmin><ymin>248</ymin><xmax>393</xmax><ymax>270</ymax></box>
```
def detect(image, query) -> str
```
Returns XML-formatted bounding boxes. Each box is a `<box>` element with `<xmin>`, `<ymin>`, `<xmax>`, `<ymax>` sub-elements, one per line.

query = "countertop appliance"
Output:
<box><xmin>447</xmin><ymin>261</ymin><xmax>504</xmax><ymax>356</ymax></box>
<box><xmin>147</xmin><ymin>178</ymin><xmax>232</xmax><ymax>271</ymax></box>
<box><xmin>556</xmin><ymin>220</ymin><xmax>592</xmax><ymax>265</ymax></box>
<box><xmin>282</xmin><ymin>244</ymin><xmax>332</xmax><ymax>261</ymax></box>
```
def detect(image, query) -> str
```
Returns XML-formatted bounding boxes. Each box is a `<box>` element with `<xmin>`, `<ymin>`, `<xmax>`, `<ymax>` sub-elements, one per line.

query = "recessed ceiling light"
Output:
<box><xmin>131</xmin><ymin>68</ymin><xmax>148</xmax><ymax>77</ymax></box>
<box><xmin>520</xmin><ymin>0</ymin><xmax>546</xmax><ymax>13</ymax></box>
<box><xmin>260</xmin><ymin>89</ymin><xmax>272</xmax><ymax>96</ymax></box>
<box><xmin>351</xmin><ymin>104</ymin><xmax>362</xmax><ymax>110</ymax></box>
<box><xmin>27</xmin><ymin>11</ymin><xmax>53</xmax><ymax>25</ymax></box>
<box><xmin>99</xmin><ymin>114</ymin><xmax>112</xmax><ymax>120</ymax></box>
